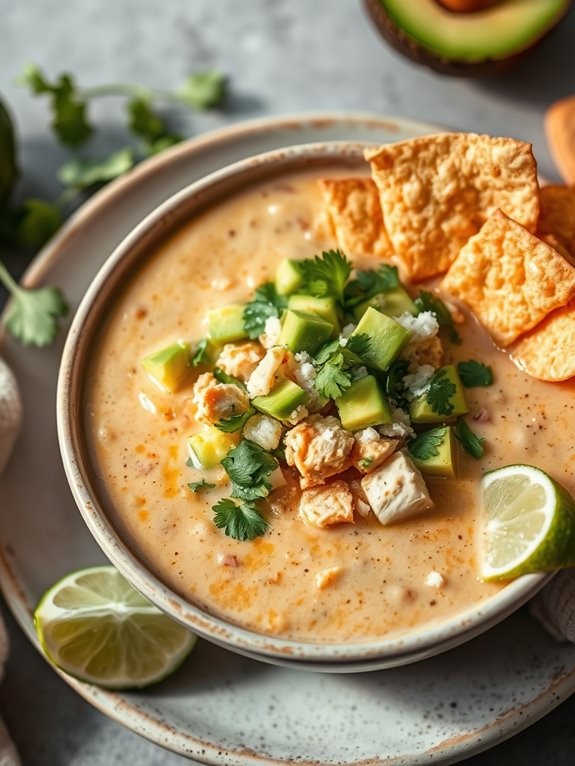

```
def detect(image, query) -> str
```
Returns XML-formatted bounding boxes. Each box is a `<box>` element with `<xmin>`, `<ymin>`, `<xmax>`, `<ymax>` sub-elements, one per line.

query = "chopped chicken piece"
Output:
<box><xmin>284</xmin><ymin>415</ymin><xmax>354</xmax><ymax>488</ymax></box>
<box><xmin>287</xmin><ymin>404</ymin><xmax>309</xmax><ymax>425</ymax></box>
<box><xmin>314</xmin><ymin>567</ymin><xmax>342</xmax><ymax>590</ymax></box>
<box><xmin>246</xmin><ymin>347</ymin><xmax>296</xmax><ymax>398</ymax></box>
<box><xmin>217</xmin><ymin>342</ymin><xmax>265</xmax><ymax>382</ymax></box>
<box><xmin>402</xmin><ymin>335</ymin><xmax>444</xmax><ymax>372</ymax></box>
<box><xmin>299</xmin><ymin>480</ymin><xmax>354</xmax><ymax>528</ymax></box>
<box><xmin>259</xmin><ymin>315</ymin><xmax>282</xmax><ymax>349</ymax></box>
<box><xmin>351</xmin><ymin>431</ymin><xmax>399</xmax><ymax>474</ymax></box>
<box><xmin>192</xmin><ymin>372</ymin><xmax>249</xmax><ymax>425</ymax></box>
<box><xmin>361</xmin><ymin>450</ymin><xmax>433</xmax><ymax>525</ymax></box>
<box><xmin>243</xmin><ymin>413</ymin><xmax>283</xmax><ymax>450</ymax></box>
<box><xmin>425</xmin><ymin>571</ymin><xmax>446</xmax><ymax>588</ymax></box>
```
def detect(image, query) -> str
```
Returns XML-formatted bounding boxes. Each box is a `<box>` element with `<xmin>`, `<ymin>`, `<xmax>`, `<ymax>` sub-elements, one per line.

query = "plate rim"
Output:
<box><xmin>1</xmin><ymin>110</ymin><xmax>575</xmax><ymax>765</ymax></box>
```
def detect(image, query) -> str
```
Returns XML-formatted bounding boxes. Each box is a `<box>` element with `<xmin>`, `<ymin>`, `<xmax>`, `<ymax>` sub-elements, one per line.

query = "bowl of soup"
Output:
<box><xmin>57</xmin><ymin>137</ymin><xmax>572</xmax><ymax>672</ymax></box>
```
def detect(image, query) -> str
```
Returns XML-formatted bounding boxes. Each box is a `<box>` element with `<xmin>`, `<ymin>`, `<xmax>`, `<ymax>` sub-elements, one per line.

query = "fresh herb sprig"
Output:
<box><xmin>408</xmin><ymin>427</ymin><xmax>448</xmax><ymax>460</ymax></box>
<box><xmin>243</xmin><ymin>283</ymin><xmax>287</xmax><ymax>339</ymax></box>
<box><xmin>215</xmin><ymin>406</ymin><xmax>256</xmax><ymax>433</ymax></box>
<box><xmin>220</xmin><ymin>439</ymin><xmax>278</xmax><ymax>502</ymax></box>
<box><xmin>344</xmin><ymin>264</ymin><xmax>400</xmax><ymax>309</ymax></box>
<box><xmin>298</xmin><ymin>250</ymin><xmax>351</xmax><ymax>304</ymax></box>
<box><xmin>454</xmin><ymin>418</ymin><xmax>485</xmax><ymax>459</ymax></box>
<box><xmin>312</xmin><ymin>333</ymin><xmax>371</xmax><ymax>400</ymax></box>
<box><xmin>213</xmin><ymin>498</ymin><xmax>269</xmax><ymax>541</ymax></box>
<box><xmin>425</xmin><ymin>368</ymin><xmax>457</xmax><ymax>416</ymax></box>
<box><xmin>0</xmin><ymin>260</ymin><xmax>68</xmax><ymax>346</ymax></box>
<box><xmin>457</xmin><ymin>360</ymin><xmax>493</xmax><ymax>387</ymax></box>
<box><xmin>188</xmin><ymin>479</ymin><xmax>216</xmax><ymax>494</ymax></box>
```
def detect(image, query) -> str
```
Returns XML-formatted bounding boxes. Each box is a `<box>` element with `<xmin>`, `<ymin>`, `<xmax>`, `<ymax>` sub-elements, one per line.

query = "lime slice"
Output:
<box><xmin>481</xmin><ymin>464</ymin><xmax>575</xmax><ymax>581</ymax></box>
<box><xmin>34</xmin><ymin>566</ymin><xmax>196</xmax><ymax>688</ymax></box>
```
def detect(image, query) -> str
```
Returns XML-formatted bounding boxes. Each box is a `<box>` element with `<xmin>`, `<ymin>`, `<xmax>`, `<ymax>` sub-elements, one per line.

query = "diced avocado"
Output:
<box><xmin>350</xmin><ymin>306</ymin><xmax>412</xmax><ymax>372</ymax></box>
<box><xmin>376</xmin><ymin>0</ymin><xmax>569</xmax><ymax>66</ymax></box>
<box><xmin>353</xmin><ymin>286</ymin><xmax>417</xmax><ymax>321</ymax></box>
<box><xmin>410</xmin><ymin>365</ymin><xmax>469</xmax><ymax>424</ymax></box>
<box><xmin>279</xmin><ymin>309</ymin><xmax>334</xmax><ymax>355</ymax></box>
<box><xmin>275</xmin><ymin>258</ymin><xmax>303</xmax><ymax>296</ymax></box>
<box><xmin>335</xmin><ymin>375</ymin><xmax>393</xmax><ymax>431</ymax></box>
<box><xmin>206</xmin><ymin>305</ymin><xmax>248</xmax><ymax>343</ymax></box>
<box><xmin>142</xmin><ymin>341</ymin><xmax>191</xmax><ymax>393</ymax></box>
<box><xmin>187</xmin><ymin>427</ymin><xmax>239</xmax><ymax>470</ymax></box>
<box><xmin>411</xmin><ymin>426</ymin><xmax>456</xmax><ymax>479</ymax></box>
<box><xmin>252</xmin><ymin>378</ymin><xmax>307</xmax><ymax>422</ymax></box>
<box><xmin>287</xmin><ymin>294</ymin><xmax>340</xmax><ymax>331</ymax></box>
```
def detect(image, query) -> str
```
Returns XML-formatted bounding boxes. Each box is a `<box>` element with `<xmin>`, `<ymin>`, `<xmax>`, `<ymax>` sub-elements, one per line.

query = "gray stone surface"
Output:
<box><xmin>1</xmin><ymin>0</ymin><xmax>575</xmax><ymax>763</ymax></box>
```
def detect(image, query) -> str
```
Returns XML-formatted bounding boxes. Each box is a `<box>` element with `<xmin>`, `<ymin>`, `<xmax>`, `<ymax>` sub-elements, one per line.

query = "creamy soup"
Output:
<box><xmin>86</xmin><ymin>171</ymin><xmax>575</xmax><ymax>643</ymax></box>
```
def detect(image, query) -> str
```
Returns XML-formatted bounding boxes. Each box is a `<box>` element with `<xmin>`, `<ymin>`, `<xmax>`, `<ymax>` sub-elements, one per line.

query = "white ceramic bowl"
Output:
<box><xmin>57</xmin><ymin>141</ymin><xmax>551</xmax><ymax>672</ymax></box>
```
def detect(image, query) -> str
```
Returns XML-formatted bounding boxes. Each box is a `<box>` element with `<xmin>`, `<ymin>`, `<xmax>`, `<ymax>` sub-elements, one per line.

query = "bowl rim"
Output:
<box><xmin>56</xmin><ymin>139</ymin><xmax>551</xmax><ymax>666</ymax></box>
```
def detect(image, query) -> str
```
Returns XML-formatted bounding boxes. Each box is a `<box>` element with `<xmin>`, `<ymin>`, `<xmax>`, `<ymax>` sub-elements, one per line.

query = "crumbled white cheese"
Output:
<box><xmin>259</xmin><ymin>315</ymin><xmax>282</xmax><ymax>349</ymax></box>
<box><xmin>391</xmin><ymin>406</ymin><xmax>411</xmax><ymax>426</ymax></box>
<box><xmin>339</xmin><ymin>336</ymin><xmax>348</xmax><ymax>347</ymax></box>
<box><xmin>288</xmin><ymin>405</ymin><xmax>309</xmax><ymax>424</ymax></box>
<box><xmin>378</xmin><ymin>421</ymin><xmax>414</xmax><ymax>441</ymax></box>
<box><xmin>425</xmin><ymin>571</ymin><xmax>446</xmax><ymax>588</ymax></box>
<box><xmin>341</xmin><ymin>323</ymin><xmax>356</xmax><ymax>338</ymax></box>
<box><xmin>293</xmin><ymin>351</ymin><xmax>323</xmax><ymax>411</ymax></box>
<box><xmin>355</xmin><ymin>427</ymin><xmax>380</xmax><ymax>444</ymax></box>
<box><xmin>403</xmin><ymin>364</ymin><xmax>435</xmax><ymax>398</ymax></box>
<box><xmin>243</xmin><ymin>414</ymin><xmax>283</xmax><ymax>451</ymax></box>
<box><xmin>396</xmin><ymin>311</ymin><xmax>439</xmax><ymax>343</ymax></box>
<box><xmin>351</xmin><ymin>366</ymin><xmax>369</xmax><ymax>381</ymax></box>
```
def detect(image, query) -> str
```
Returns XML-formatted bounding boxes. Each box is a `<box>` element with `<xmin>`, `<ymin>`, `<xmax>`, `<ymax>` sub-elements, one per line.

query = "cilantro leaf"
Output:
<box><xmin>142</xmin><ymin>134</ymin><xmax>182</xmax><ymax>157</ymax></box>
<box><xmin>215</xmin><ymin>406</ymin><xmax>255</xmax><ymax>433</ymax></box>
<box><xmin>313</xmin><ymin>353</ymin><xmax>352</xmax><ymax>400</ymax></box>
<box><xmin>344</xmin><ymin>265</ymin><xmax>400</xmax><ymax>308</ymax></box>
<box><xmin>188</xmin><ymin>480</ymin><xmax>216</xmax><ymax>494</ymax></box>
<box><xmin>16</xmin><ymin>199</ymin><xmax>62</xmax><ymax>250</ymax></box>
<box><xmin>221</xmin><ymin>439</ymin><xmax>278</xmax><ymax>501</ymax></box>
<box><xmin>20</xmin><ymin>64</ymin><xmax>92</xmax><ymax>146</ymax></box>
<box><xmin>298</xmin><ymin>250</ymin><xmax>352</xmax><ymax>304</ymax></box>
<box><xmin>58</xmin><ymin>148</ymin><xmax>135</xmax><ymax>192</ymax></box>
<box><xmin>384</xmin><ymin>359</ymin><xmax>410</xmax><ymax>407</ymax></box>
<box><xmin>191</xmin><ymin>338</ymin><xmax>210</xmax><ymax>367</ymax></box>
<box><xmin>213</xmin><ymin>366</ymin><xmax>246</xmax><ymax>390</ymax></box>
<box><xmin>425</xmin><ymin>368</ymin><xmax>456</xmax><ymax>416</ymax></box>
<box><xmin>457</xmin><ymin>360</ymin><xmax>493</xmax><ymax>388</ymax></box>
<box><xmin>212</xmin><ymin>498</ymin><xmax>268</xmax><ymax>541</ymax></box>
<box><xmin>177</xmin><ymin>71</ymin><xmax>227</xmax><ymax>110</ymax></box>
<box><xmin>314</xmin><ymin>339</ymin><xmax>341</xmax><ymax>365</ymax></box>
<box><xmin>243</xmin><ymin>282</ymin><xmax>287</xmax><ymax>339</ymax></box>
<box><xmin>409</xmin><ymin>427</ymin><xmax>447</xmax><ymax>460</ymax></box>
<box><xmin>345</xmin><ymin>333</ymin><xmax>371</xmax><ymax>360</ymax></box>
<box><xmin>358</xmin><ymin>457</ymin><xmax>374</xmax><ymax>470</ymax></box>
<box><xmin>415</xmin><ymin>291</ymin><xmax>461</xmax><ymax>344</ymax></box>
<box><xmin>127</xmin><ymin>98</ymin><xmax>167</xmax><ymax>142</ymax></box>
<box><xmin>454</xmin><ymin>418</ymin><xmax>485</xmax><ymax>459</ymax></box>
<box><xmin>0</xmin><ymin>260</ymin><xmax>68</xmax><ymax>347</ymax></box>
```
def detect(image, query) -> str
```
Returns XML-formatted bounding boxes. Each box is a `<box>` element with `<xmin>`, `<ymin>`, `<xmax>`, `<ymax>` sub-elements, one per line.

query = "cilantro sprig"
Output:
<box><xmin>298</xmin><ymin>250</ymin><xmax>351</xmax><ymax>304</ymax></box>
<box><xmin>408</xmin><ymin>427</ymin><xmax>447</xmax><ymax>460</ymax></box>
<box><xmin>243</xmin><ymin>283</ymin><xmax>287</xmax><ymax>339</ymax></box>
<box><xmin>425</xmin><ymin>368</ymin><xmax>457</xmax><ymax>416</ymax></box>
<box><xmin>344</xmin><ymin>264</ymin><xmax>400</xmax><ymax>309</ymax></box>
<box><xmin>454</xmin><ymin>418</ymin><xmax>485</xmax><ymax>459</ymax></box>
<box><xmin>215</xmin><ymin>406</ymin><xmax>255</xmax><ymax>433</ymax></box>
<box><xmin>457</xmin><ymin>360</ymin><xmax>493</xmax><ymax>388</ymax></box>
<box><xmin>188</xmin><ymin>479</ymin><xmax>216</xmax><ymax>494</ymax></box>
<box><xmin>213</xmin><ymin>498</ymin><xmax>269</xmax><ymax>541</ymax></box>
<box><xmin>0</xmin><ymin>261</ymin><xmax>68</xmax><ymax>347</ymax></box>
<box><xmin>221</xmin><ymin>439</ymin><xmax>278</xmax><ymax>502</ymax></box>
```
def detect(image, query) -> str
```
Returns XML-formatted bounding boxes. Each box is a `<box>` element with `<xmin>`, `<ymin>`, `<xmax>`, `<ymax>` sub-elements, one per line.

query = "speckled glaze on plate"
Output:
<box><xmin>1</xmin><ymin>113</ymin><xmax>575</xmax><ymax>764</ymax></box>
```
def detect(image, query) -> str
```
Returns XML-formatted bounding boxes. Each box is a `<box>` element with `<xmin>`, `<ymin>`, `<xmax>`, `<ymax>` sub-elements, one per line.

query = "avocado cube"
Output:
<box><xmin>142</xmin><ymin>341</ymin><xmax>191</xmax><ymax>393</ymax></box>
<box><xmin>411</xmin><ymin>426</ymin><xmax>457</xmax><ymax>479</ymax></box>
<box><xmin>279</xmin><ymin>309</ymin><xmax>334</xmax><ymax>355</ymax></box>
<box><xmin>206</xmin><ymin>304</ymin><xmax>248</xmax><ymax>343</ymax></box>
<box><xmin>252</xmin><ymin>378</ymin><xmax>307</xmax><ymax>422</ymax></box>
<box><xmin>335</xmin><ymin>375</ymin><xmax>393</xmax><ymax>431</ymax></box>
<box><xmin>410</xmin><ymin>365</ymin><xmax>469</xmax><ymax>424</ymax></box>
<box><xmin>350</xmin><ymin>307</ymin><xmax>412</xmax><ymax>372</ymax></box>
<box><xmin>287</xmin><ymin>294</ymin><xmax>340</xmax><ymax>331</ymax></box>
<box><xmin>353</xmin><ymin>286</ymin><xmax>417</xmax><ymax>321</ymax></box>
<box><xmin>187</xmin><ymin>427</ymin><xmax>240</xmax><ymax>469</ymax></box>
<box><xmin>275</xmin><ymin>258</ymin><xmax>303</xmax><ymax>296</ymax></box>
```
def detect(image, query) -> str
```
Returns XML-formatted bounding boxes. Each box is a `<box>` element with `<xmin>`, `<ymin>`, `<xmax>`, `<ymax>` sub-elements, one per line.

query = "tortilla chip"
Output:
<box><xmin>511</xmin><ymin>300</ymin><xmax>575</xmax><ymax>382</ymax></box>
<box><xmin>365</xmin><ymin>133</ymin><xmax>539</xmax><ymax>282</ymax></box>
<box><xmin>537</xmin><ymin>185</ymin><xmax>575</xmax><ymax>258</ymax></box>
<box><xmin>441</xmin><ymin>209</ymin><xmax>575</xmax><ymax>347</ymax></box>
<box><xmin>318</xmin><ymin>178</ymin><xmax>393</xmax><ymax>259</ymax></box>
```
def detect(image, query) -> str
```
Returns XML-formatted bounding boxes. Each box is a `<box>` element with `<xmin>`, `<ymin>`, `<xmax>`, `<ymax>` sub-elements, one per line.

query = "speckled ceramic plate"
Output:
<box><xmin>1</xmin><ymin>113</ymin><xmax>575</xmax><ymax>765</ymax></box>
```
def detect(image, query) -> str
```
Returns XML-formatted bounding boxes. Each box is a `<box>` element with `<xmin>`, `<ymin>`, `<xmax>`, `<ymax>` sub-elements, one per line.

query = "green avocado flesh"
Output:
<box><xmin>380</xmin><ymin>0</ymin><xmax>569</xmax><ymax>61</ymax></box>
<box><xmin>411</xmin><ymin>426</ymin><xmax>456</xmax><ymax>479</ymax></box>
<box><xmin>142</xmin><ymin>342</ymin><xmax>190</xmax><ymax>393</ymax></box>
<box><xmin>336</xmin><ymin>375</ymin><xmax>393</xmax><ymax>431</ymax></box>
<box><xmin>353</xmin><ymin>287</ymin><xmax>417</xmax><ymax>322</ymax></box>
<box><xmin>279</xmin><ymin>309</ymin><xmax>334</xmax><ymax>355</ymax></box>
<box><xmin>252</xmin><ymin>378</ymin><xmax>307</xmax><ymax>421</ymax></box>
<box><xmin>206</xmin><ymin>305</ymin><xmax>248</xmax><ymax>343</ymax></box>
<box><xmin>351</xmin><ymin>306</ymin><xmax>412</xmax><ymax>372</ymax></box>
<box><xmin>287</xmin><ymin>295</ymin><xmax>340</xmax><ymax>330</ymax></box>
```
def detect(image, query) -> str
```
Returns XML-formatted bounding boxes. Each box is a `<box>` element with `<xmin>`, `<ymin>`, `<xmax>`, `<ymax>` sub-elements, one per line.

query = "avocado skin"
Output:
<box><xmin>363</xmin><ymin>0</ymin><xmax>572</xmax><ymax>77</ymax></box>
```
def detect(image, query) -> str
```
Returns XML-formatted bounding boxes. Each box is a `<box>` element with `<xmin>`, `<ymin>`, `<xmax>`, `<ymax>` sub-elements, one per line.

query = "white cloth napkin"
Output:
<box><xmin>0</xmin><ymin>357</ymin><xmax>22</xmax><ymax>766</ymax></box>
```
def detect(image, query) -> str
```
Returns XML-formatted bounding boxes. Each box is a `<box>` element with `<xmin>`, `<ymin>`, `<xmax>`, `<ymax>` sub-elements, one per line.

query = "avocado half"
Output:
<box><xmin>364</xmin><ymin>0</ymin><xmax>572</xmax><ymax>77</ymax></box>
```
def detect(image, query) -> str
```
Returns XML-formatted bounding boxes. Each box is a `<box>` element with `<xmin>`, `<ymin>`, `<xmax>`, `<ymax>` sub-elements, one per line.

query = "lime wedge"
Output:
<box><xmin>34</xmin><ymin>566</ymin><xmax>196</xmax><ymax>689</ymax></box>
<box><xmin>480</xmin><ymin>465</ymin><xmax>575</xmax><ymax>581</ymax></box>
